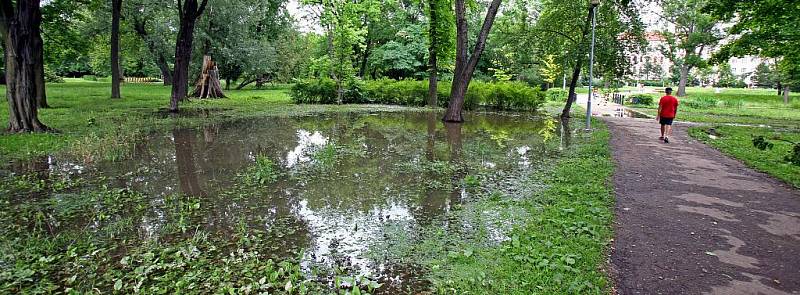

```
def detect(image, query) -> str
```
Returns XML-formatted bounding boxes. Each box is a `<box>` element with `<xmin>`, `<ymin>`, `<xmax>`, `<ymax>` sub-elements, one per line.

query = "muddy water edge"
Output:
<box><xmin>1</xmin><ymin>111</ymin><xmax>579</xmax><ymax>293</ymax></box>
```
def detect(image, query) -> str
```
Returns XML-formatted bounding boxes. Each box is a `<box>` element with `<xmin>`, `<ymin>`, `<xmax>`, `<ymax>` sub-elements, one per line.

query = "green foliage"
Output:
<box><xmin>683</xmin><ymin>96</ymin><xmax>718</xmax><ymax>109</ymax></box>
<box><xmin>82</xmin><ymin>75</ymin><xmax>98</xmax><ymax>81</ymax></box>
<box><xmin>752</xmin><ymin>135</ymin><xmax>774</xmax><ymax>150</ymax></box>
<box><xmin>723</xmin><ymin>99</ymin><xmax>743</xmax><ymax>109</ymax></box>
<box><xmin>546</xmin><ymin>89</ymin><xmax>568</xmax><ymax>102</ymax></box>
<box><xmin>787</xmin><ymin>143</ymin><xmax>800</xmax><ymax>166</ymax></box>
<box><xmin>244</xmin><ymin>155</ymin><xmax>280</xmax><ymax>184</ymax></box>
<box><xmin>291</xmin><ymin>78</ymin><xmax>340</xmax><ymax>104</ymax></box>
<box><xmin>291</xmin><ymin>79</ymin><xmax>545</xmax><ymax>111</ymax></box>
<box><xmin>628</xmin><ymin>94</ymin><xmax>654</xmax><ymax>105</ymax></box>
<box><xmin>43</xmin><ymin>66</ymin><xmax>65</xmax><ymax>83</ymax></box>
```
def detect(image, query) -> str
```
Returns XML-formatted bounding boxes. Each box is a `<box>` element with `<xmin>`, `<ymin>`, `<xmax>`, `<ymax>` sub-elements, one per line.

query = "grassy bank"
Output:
<box><xmin>426</xmin><ymin>117</ymin><xmax>615</xmax><ymax>294</ymax></box>
<box><xmin>689</xmin><ymin>125</ymin><xmax>800</xmax><ymax>188</ymax></box>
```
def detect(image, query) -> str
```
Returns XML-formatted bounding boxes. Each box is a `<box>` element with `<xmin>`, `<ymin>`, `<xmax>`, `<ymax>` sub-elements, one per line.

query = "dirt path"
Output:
<box><xmin>604</xmin><ymin>117</ymin><xmax>800</xmax><ymax>295</ymax></box>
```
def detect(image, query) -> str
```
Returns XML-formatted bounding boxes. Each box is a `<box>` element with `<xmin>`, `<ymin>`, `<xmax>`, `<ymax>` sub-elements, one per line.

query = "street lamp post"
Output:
<box><xmin>585</xmin><ymin>0</ymin><xmax>599</xmax><ymax>130</ymax></box>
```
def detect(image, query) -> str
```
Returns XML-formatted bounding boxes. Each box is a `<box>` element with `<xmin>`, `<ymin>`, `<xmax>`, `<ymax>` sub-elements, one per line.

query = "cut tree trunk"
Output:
<box><xmin>111</xmin><ymin>0</ymin><xmax>122</xmax><ymax>99</ymax></box>
<box><xmin>2</xmin><ymin>0</ymin><xmax>50</xmax><ymax>132</ymax></box>
<box><xmin>190</xmin><ymin>55</ymin><xmax>225</xmax><ymax>98</ymax></box>
<box><xmin>443</xmin><ymin>0</ymin><xmax>502</xmax><ymax>122</ymax></box>
<box><xmin>677</xmin><ymin>63</ymin><xmax>689</xmax><ymax>97</ymax></box>
<box><xmin>170</xmin><ymin>0</ymin><xmax>209</xmax><ymax>112</ymax></box>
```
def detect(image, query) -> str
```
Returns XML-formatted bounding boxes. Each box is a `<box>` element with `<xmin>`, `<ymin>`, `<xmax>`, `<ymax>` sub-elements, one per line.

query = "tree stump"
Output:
<box><xmin>190</xmin><ymin>55</ymin><xmax>226</xmax><ymax>98</ymax></box>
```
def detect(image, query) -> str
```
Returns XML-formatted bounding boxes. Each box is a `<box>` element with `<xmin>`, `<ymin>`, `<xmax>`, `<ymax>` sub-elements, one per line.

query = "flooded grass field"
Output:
<box><xmin>1</xmin><ymin>111</ymin><xmax>579</xmax><ymax>293</ymax></box>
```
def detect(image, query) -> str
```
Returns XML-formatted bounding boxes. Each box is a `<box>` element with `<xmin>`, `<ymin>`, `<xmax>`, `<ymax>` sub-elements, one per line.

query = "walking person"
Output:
<box><xmin>656</xmin><ymin>87</ymin><xmax>679</xmax><ymax>143</ymax></box>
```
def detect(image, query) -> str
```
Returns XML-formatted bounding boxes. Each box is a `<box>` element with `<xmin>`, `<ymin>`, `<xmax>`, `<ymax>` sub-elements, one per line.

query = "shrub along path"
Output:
<box><xmin>603</xmin><ymin>117</ymin><xmax>800</xmax><ymax>294</ymax></box>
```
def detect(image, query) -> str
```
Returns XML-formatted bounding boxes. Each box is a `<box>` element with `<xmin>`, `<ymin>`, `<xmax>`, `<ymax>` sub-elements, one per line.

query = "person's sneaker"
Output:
<box><xmin>664</xmin><ymin>137</ymin><xmax>670</xmax><ymax>143</ymax></box>
<box><xmin>659</xmin><ymin>136</ymin><xmax>664</xmax><ymax>141</ymax></box>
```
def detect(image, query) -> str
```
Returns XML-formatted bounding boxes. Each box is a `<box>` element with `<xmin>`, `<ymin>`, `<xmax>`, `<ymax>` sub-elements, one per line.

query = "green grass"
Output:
<box><xmin>0</xmin><ymin>81</ymin><xmax>409</xmax><ymax>162</ymax></box>
<box><xmin>629</xmin><ymin>87</ymin><xmax>800</xmax><ymax>127</ymax></box>
<box><xmin>427</xmin><ymin>116</ymin><xmax>615</xmax><ymax>294</ymax></box>
<box><xmin>689</xmin><ymin>125</ymin><xmax>800</xmax><ymax>188</ymax></box>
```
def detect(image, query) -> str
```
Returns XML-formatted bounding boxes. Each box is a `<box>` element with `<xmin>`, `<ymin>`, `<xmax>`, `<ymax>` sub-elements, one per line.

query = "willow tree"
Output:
<box><xmin>170</xmin><ymin>0</ymin><xmax>209</xmax><ymax>112</ymax></box>
<box><xmin>1</xmin><ymin>0</ymin><xmax>50</xmax><ymax>132</ymax></box>
<box><xmin>442</xmin><ymin>0</ymin><xmax>503</xmax><ymax>122</ymax></box>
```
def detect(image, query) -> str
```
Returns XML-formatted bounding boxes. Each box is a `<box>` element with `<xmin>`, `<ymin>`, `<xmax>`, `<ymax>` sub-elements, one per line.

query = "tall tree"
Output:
<box><xmin>442</xmin><ymin>0</ymin><xmax>502</xmax><ymax>122</ymax></box>
<box><xmin>169</xmin><ymin>0</ymin><xmax>209</xmax><ymax>112</ymax></box>
<box><xmin>707</xmin><ymin>0</ymin><xmax>800</xmax><ymax>103</ymax></box>
<box><xmin>659</xmin><ymin>0</ymin><xmax>722</xmax><ymax>97</ymax></box>
<box><xmin>1</xmin><ymin>0</ymin><xmax>49</xmax><ymax>132</ymax></box>
<box><xmin>111</xmin><ymin>0</ymin><xmax>122</xmax><ymax>98</ymax></box>
<box><xmin>127</xmin><ymin>0</ymin><xmax>175</xmax><ymax>85</ymax></box>
<box><xmin>426</xmin><ymin>0</ymin><xmax>453</xmax><ymax>107</ymax></box>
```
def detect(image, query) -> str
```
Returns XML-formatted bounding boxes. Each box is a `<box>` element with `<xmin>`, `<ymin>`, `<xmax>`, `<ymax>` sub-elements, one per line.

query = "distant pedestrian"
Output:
<box><xmin>657</xmin><ymin>87</ymin><xmax>679</xmax><ymax>143</ymax></box>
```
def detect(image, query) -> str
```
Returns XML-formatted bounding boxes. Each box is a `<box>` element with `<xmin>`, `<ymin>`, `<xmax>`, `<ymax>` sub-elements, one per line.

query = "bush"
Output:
<box><xmin>291</xmin><ymin>78</ymin><xmax>545</xmax><ymax>111</ymax></box>
<box><xmin>628</xmin><ymin>94</ymin><xmax>654</xmax><ymax>105</ymax></box>
<box><xmin>82</xmin><ymin>75</ymin><xmax>98</xmax><ymax>81</ymax></box>
<box><xmin>44</xmin><ymin>66</ymin><xmax>64</xmax><ymax>83</ymax></box>
<box><xmin>290</xmin><ymin>78</ymin><xmax>338</xmax><ymax>104</ymax></box>
<box><xmin>546</xmin><ymin>89</ymin><xmax>568</xmax><ymax>102</ymax></box>
<box><xmin>684</xmin><ymin>96</ymin><xmax>718</xmax><ymax>109</ymax></box>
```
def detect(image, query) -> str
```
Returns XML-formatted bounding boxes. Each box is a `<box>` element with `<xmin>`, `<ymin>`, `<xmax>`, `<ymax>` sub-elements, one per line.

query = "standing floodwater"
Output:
<box><xmin>1</xmin><ymin>111</ymin><xmax>567</xmax><ymax>293</ymax></box>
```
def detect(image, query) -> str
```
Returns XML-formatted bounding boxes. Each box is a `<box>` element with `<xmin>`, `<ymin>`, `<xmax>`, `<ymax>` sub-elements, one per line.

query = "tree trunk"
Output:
<box><xmin>2</xmin><ymin>0</ymin><xmax>49</xmax><ymax>132</ymax></box>
<box><xmin>443</xmin><ymin>0</ymin><xmax>502</xmax><ymax>122</ymax></box>
<box><xmin>777</xmin><ymin>81</ymin><xmax>782</xmax><ymax>96</ymax></box>
<box><xmin>170</xmin><ymin>0</ymin><xmax>209</xmax><ymax>112</ymax></box>
<box><xmin>559</xmin><ymin>4</ymin><xmax>595</xmax><ymax>119</ymax></box>
<box><xmin>560</xmin><ymin>59</ymin><xmax>583</xmax><ymax>118</ymax></box>
<box><xmin>358</xmin><ymin>37</ymin><xmax>371</xmax><ymax>78</ymax></box>
<box><xmin>783</xmin><ymin>86</ymin><xmax>790</xmax><ymax>104</ymax></box>
<box><xmin>111</xmin><ymin>0</ymin><xmax>122</xmax><ymax>99</ymax></box>
<box><xmin>324</xmin><ymin>23</ymin><xmax>343</xmax><ymax>104</ymax></box>
<box><xmin>427</xmin><ymin>0</ymin><xmax>438</xmax><ymax>108</ymax></box>
<box><xmin>34</xmin><ymin>53</ymin><xmax>47</xmax><ymax>108</ymax></box>
<box><xmin>190</xmin><ymin>55</ymin><xmax>225</xmax><ymax>98</ymax></box>
<box><xmin>677</xmin><ymin>63</ymin><xmax>690</xmax><ymax>97</ymax></box>
<box><xmin>131</xmin><ymin>15</ymin><xmax>173</xmax><ymax>86</ymax></box>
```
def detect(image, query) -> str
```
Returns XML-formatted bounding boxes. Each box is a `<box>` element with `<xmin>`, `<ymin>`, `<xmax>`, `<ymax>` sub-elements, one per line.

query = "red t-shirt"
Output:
<box><xmin>659</xmin><ymin>95</ymin><xmax>679</xmax><ymax>118</ymax></box>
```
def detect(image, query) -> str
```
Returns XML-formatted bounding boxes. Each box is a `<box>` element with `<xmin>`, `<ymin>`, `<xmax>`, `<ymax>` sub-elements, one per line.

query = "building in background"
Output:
<box><xmin>627</xmin><ymin>32</ymin><xmax>766</xmax><ymax>87</ymax></box>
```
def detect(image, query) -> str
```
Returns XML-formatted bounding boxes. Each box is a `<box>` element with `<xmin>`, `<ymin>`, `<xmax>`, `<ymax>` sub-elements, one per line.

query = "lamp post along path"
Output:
<box><xmin>586</xmin><ymin>0</ymin><xmax>599</xmax><ymax>130</ymax></box>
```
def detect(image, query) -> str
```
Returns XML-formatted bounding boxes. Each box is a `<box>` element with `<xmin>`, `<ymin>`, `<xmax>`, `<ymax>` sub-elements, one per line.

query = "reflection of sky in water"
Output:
<box><xmin>12</xmin><ymin>112</ymin><xmax>562</xmax><ymax>292</ymax></box>
<box><xmin>286</xmin><ymin>130</ymin><xmax>328</xmax><ymax>168</ymax></box>
<box><xmin>297</xmin><ymin>199</ymin><xmax>414</xmax><ymax>276</ymax></box>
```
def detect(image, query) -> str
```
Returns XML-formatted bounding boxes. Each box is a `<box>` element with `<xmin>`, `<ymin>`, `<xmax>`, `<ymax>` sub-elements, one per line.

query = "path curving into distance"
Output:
<box><xmin>604</xmin><ymin>117</ymin><xmax>800</xmax><ymax>295</ymax></box>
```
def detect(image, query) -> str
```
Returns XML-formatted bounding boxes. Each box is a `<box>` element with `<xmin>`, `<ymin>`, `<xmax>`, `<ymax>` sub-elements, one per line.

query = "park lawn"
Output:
<box><xmin>629</xmin><ymin>87</ymin><xmax>800</xmax><ymax>127</ymax></box>
<box><xmin>0</xmin><ymin>81</ymin><xmax>408</xmax><ymax>162</ymax></box>
<box><xmin>689</xmin><ymin>125</ymin><xmax>800</xmax><ymax>188</ymax></box>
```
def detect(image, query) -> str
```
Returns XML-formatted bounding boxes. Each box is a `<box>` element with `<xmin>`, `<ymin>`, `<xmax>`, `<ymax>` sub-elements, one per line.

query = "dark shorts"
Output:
<box><xmin>659</xmin><ymin>117</ymin><xmax>674</xmax><ymax>125</ymax></box>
